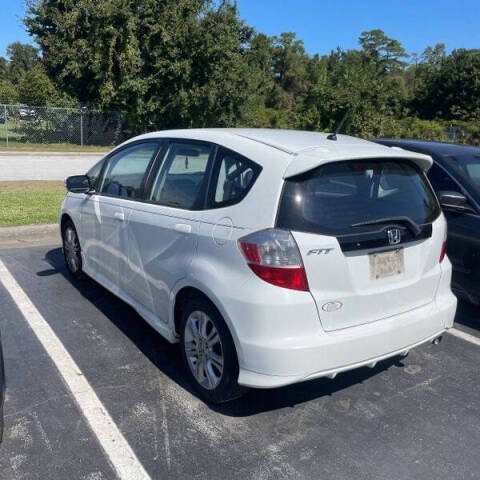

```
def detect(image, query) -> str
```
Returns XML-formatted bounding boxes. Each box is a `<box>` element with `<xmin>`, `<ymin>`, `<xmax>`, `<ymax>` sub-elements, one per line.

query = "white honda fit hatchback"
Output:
<box><xmin>61</xmin><ymin>129</ymin><xmax>457</xmax><ymax>403</ymax></box>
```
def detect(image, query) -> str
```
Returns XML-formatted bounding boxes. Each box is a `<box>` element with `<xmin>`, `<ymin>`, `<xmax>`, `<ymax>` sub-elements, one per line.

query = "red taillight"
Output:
<box><xmin>238</xmin><ymin>229</ymin><xmax>309</xmax><ymax>292</ymax></box>
<box><xmin>439</xmin><ymin>226</ymin><xmax>447</xmax><ymax>263</ymax></box>
<box><xmin>439</xmin><ymin>241</ymin><xmax>447</xmax><ymax>263</ymax></box>
<box><xmin>239</xmin><ymin>242</ymin><xmax>261</xmax><ymax>263</ymax></box>
<box><xmin>249</xmin><ymin>264</ymin><xmax>309</xmax><ymax>291</ymax></box>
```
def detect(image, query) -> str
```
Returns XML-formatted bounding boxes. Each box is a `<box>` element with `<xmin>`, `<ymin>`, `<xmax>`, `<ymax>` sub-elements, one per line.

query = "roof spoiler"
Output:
<box><xmin>283</xmin><ymin>147</ymin><xmax>433</xmax><ymax>178</ymax></box>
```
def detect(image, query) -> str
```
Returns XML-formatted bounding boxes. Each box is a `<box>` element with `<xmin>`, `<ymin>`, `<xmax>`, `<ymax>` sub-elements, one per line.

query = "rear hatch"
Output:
<box><xmin>276</xmin><ymin>158</ymin><xmax>445</xmax><ymax>331</ymax></box>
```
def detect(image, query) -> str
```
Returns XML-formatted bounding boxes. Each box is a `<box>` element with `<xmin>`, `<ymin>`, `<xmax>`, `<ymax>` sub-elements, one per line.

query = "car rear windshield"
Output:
<box><xmin>276</xmin><ymin>159</ymin><xmax>440</xmax><ymax>236</ymax></box>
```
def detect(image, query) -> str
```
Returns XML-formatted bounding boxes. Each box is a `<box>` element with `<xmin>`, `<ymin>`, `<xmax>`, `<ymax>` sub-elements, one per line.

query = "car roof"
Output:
<box><xmin>132</xmin><ymin>128</ymin><xmax>374</xmax><ymax>153</ymax></box>
<box><xmin>376</xmin><ymin>138</ymin><xmax>480</xmax><ymax>157</ymax></box>
<box><xmin>122</xmin><ymin>129</ymin><xmax>433</xmax><ymax>176</ymax></box>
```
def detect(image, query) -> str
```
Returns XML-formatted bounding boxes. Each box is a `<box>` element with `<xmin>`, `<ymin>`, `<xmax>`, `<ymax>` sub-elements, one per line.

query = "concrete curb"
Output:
<box><xmin>0</xmin><ymin>223</ymin><xmax>60</xmax><ymax>248</ymax></box>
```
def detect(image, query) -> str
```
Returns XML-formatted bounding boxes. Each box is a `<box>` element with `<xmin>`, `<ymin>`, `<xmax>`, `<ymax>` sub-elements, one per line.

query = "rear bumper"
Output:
<box><xmin>237</xmin><ymin>290</ymin><xmax>457</xmax><ymax>388</ymax></box>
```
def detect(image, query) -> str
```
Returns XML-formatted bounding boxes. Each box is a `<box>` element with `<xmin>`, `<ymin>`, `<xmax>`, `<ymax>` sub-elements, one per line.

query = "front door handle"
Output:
<box><xmin>113</xmin><ymin>211</ymin><xmax>125</xmax><ymax>221</ymax></box>
<box><xmin>173</xmin><ymin>223</ymin><xmax>192</xmax><ymax>234</ymax></box>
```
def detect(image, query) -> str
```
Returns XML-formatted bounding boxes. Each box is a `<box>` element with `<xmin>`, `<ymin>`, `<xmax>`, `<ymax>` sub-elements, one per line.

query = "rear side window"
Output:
<box><xmin>150</xmin><ymin>142</ymin><xmax>212</xmax><ymax>209</ymax></box>
<box><xmin>276</xmin><ymin>159</ymin><xmax>440</xmax><ymax>236</ymax></box>
<box><xmin>100</xmin><ymin>143</ymin><xmax>159</xmax><ymax>199</ymax></box>
<box><xmin>208</xmin><ymin>148</ymin><xmax>261</xmax><ymax>208</ymax></box>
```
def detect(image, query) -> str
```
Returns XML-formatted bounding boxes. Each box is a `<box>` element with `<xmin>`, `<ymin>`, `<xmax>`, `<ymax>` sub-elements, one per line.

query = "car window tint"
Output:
<box><xmin>99</xmin><ymin>143</ymin><xmax>158</xmax><ymax>199</ymax></box>
<box><xmin>427</xmin><ymin>163</ymin><xmax>462</xmax><ymax>193</ymax></box>
<box><xmin>277</xmin><ymin>159</ymin><xmax>440</xmax><ymax>236</ymax></box>
<box><xmin>464</xmin><ymin>162</ymin><xmax>480</xmax><ymax>185</ymax></box>
<box><xmin>210</xmin><ymin>149</ymin><xmax>261</xmax><ymax>208</ymax></box>
<box><xmin>150</xmin><ymin>142</ymin><xmax>212</xmax><ymax>209</ymax></box>
<box><xmin>444</xmin><ymin>153</ymin><xmax>480</xmax><ymax>192</ymax></box>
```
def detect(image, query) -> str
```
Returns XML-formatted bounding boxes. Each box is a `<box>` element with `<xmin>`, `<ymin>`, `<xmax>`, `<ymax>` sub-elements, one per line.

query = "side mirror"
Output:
<box><xmin>65</xmin><ymin>175</ymin><xmax>92</xmax><ymax>194</ymax></box>
<box><xmin>438</xmin><ymin>190</ymin><xmax>476</xmax><ymax>214</ymax></box>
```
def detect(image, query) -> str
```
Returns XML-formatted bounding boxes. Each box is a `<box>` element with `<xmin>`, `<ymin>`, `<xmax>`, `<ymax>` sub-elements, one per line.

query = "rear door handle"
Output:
<box><xmin>173</xmin><ymin>223</ymin><xmax>192</xmax><ymax>234</ymax></box>
<box><xmin>113</xmin><ymin>211</ymin><xmax>125</xmax><ymax>221</ymax></box>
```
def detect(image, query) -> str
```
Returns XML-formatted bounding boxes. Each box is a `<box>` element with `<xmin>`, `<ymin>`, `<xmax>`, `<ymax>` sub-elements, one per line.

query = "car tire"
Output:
<box><xmin>62</xmin><ymin>220</ymin><xmax>85</xmax><ymax>280</ymax></box>
<box><xmin>180</xmin><ymin>297</ymin><xmax>247</xmax><ymax>404</ymax></box>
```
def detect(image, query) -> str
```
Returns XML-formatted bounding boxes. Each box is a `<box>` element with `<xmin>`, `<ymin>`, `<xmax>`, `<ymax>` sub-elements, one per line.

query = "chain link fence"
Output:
<box><xmin>0</xmin><ymin>104</ymin><xmax>124</xmax><ymax>147</ymax></box>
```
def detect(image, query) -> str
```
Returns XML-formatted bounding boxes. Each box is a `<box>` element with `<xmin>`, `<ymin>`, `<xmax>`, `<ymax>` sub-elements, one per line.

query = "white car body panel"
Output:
<box><xmin>294</xmin><ymin>215</ymin><xmax>447</xmax><ymax>332</ymax></box>
<box><xmin>123</xmin><ymin>201</ymin><xmax>201</xmax><ymax>321</ymax></box>
<box><xmin>60</xmin><ymin>129</ymin><xmax>457</xmax><ymax>389</ymax></box>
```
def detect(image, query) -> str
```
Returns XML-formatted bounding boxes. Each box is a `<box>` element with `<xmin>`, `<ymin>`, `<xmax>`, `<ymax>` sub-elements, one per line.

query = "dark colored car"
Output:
<box><xmin>375</xmin><ymin>139</ymin><xmax>480</xmax><ymax>305</ymax></box>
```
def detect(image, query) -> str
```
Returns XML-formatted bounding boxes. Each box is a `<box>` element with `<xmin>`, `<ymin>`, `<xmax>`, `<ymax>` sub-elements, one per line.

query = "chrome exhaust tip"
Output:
<box><xmin>432</xmin><ymin>335</ymin><xmax>443</xmax><ymax>345</ymax></box>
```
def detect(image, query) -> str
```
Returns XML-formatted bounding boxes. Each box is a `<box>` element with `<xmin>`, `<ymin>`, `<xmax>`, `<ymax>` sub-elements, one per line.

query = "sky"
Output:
<box><xmin>1</xmin><ymin>0</ymin><xmax>479</xmax><ymax>59</ymax></box>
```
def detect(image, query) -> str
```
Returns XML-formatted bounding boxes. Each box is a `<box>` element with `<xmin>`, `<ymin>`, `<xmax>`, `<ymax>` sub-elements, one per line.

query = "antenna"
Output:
<box><xmin>327</xmin><ymin>111</ymin><xmax>349</xmax><ymax>141</ymax></box>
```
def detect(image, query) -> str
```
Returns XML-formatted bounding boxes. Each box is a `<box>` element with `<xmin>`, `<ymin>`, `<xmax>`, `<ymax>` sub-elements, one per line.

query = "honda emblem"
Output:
<box><xmin>387</xmin><ymin>228</ymin><xmax>401</xmax><ymax>245</ymax></box>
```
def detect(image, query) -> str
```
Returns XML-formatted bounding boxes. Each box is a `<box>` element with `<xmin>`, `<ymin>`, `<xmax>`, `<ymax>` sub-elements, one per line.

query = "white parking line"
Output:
<box><xmin>448</xmin><ymin>327</ymin><xmax>480</xmax><ymax>346</ymax></box>
<box><xmin>0</xmin><ymin>259</ymin><xmax>151</xmax><ymax>480</ymax></box>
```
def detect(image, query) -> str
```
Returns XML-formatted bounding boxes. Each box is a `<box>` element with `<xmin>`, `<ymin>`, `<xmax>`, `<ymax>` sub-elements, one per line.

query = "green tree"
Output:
<box><xmin>25</xmin><ymin>0</ymin><xmax>260</xmax><ymax>129</ymax></box>
<box><xmin>0</xmin><ymin>79</ymin><xmax>18</xmax><ymax>103</ymax></box>
<box><xmin>17</xmin><ymin>65</ymin><xmax>60</xmax><ymax>106</ymax></box>
<box><xmin>6</xmin><ymin>41</ymin><xmax>40</xmax><ymax>82</ymax></box>
<box><xmin>26</xmin><ymin>0</ymin><xmax>143</xmax><ymax>109</ymax></box>
<box><xmin>359</xmin><ymin>29</ymin><xmax>408</xmax><ymax>73</ymax></box>
<box><xmin>271</xmin><ymin>32</ymin><xmax>309</xmax><ymax>110</ymax></box>
<box><xmin>245</xmin><ymin>33</ymin><xmax>277</xmax><ymax>109</ymax></box>
<box><xmin>421</xmin><ymin>43</ymin><xmax>447</xmax><ymax>68</ymax></box>
<box><xmin>413</xmin><ymin>48</ymin><xmax>480</xmax><ymax>121</ymax></box>
<box><xmin>298</xmin><ymin>45</ymin><xmax>408</xmax><ymax>137</ymax></box>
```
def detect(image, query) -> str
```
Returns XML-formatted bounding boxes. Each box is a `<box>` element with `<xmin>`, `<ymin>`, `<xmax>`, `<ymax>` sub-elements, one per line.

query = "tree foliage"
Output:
<box><xmin>0</xmin><ymin>39</ymin><xmax>71</xmax><ymax>106</ymax></box>
<box><xmin>6</xmin><ymin>42</ymin><xmax>40</xmax><ymax>82</ymax></box>
<box><xmin>24</xmin><ymin>0</ymin><xmax>258</xmax><ymax>130</ymax></box>
<box><xmin>0</xmin><ymin>79</ymin><xmax>19</xmax><ymax>103</ymax></box>
<box><xmin>6</xmin><ymin>2</ymin><xmax>477</xmax><ymax>142</ymax></box>
<box><xmin>413</xmin><ymin>48</ymin><xmax>480</xmax><ymax>121</ymax></box>
<box><xmin>359</xmin><ymin>29</ymin><xmax>408</xmax><ymax>73</ymax></box>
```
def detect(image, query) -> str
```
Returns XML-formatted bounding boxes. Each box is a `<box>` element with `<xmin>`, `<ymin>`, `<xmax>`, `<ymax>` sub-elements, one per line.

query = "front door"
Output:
<box><xmin>76</xmin><ymin>158</ymin><xmax>105</xmax><ymax>275</ymax></box>
<box><xmin>427</xmin><ymin>161</ymin><xmax>480</xmax><ymax>301</ymax></box>
<box><xmin>443</xmin><ymin>209</ymin><xmax>480</xmax><ymax>300</ymax></box>
<box><xmin>94</xmin><ymin>142</ymin><xmax>160</xmax><ymax>288</ymax></box>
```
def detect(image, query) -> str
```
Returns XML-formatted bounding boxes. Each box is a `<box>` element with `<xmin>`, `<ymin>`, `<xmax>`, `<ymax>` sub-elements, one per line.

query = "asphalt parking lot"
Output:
<box><xmin>0</xmin><ymin>240</ymin><xmax>479</xmax><ymax>480</ymax></box>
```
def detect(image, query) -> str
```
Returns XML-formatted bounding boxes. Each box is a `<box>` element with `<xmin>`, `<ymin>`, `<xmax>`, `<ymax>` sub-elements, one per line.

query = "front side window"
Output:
<box><xmin>427</xmin><ymin>163</ymin><xmax>462</xmax><ymax>193</ymax></box>
<box><xmin>86</xmin><ymin>158</ymin><xmax>105</xmax><ymax>190</ymax></box>
<box><xmin>99</xmin><ymin>143</ymin><xmax>159</xmax><ymax>199</ymax></box>
<box><xmin>150</xmin><ymin>142</ymin><xmax>212</xmax><ymax>209</ymax></box>
<box><xmin>208</xmin><ymin>148</ymin><xmax>261</xmax><ymax>208</ymax></box>
<box><xmin>276</xmin><ymin>159</ymin><xmax>440</xmax><ymax>236</ymax></box>
<box><xmin>443</xmin><ymin>153</ymin><xmax>480</xmax><ymax>193</ymax></box>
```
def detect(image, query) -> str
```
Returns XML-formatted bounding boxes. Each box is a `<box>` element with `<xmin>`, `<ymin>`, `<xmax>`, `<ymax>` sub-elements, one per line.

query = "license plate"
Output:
<box><xmin>369</xmin><ymin>249</ymin><xmax>404</xmax><ymax>280</ymax></box>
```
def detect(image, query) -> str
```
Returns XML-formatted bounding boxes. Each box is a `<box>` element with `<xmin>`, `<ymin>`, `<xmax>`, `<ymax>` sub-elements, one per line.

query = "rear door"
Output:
<box><xmin>277</xmin><ymin>158</ymin><xmax>445</xmax><ymax>331</ymax></box>
<box><xmin>123</xmin><ymin>140</ymin><xmax>214</xmax><ymax>323</ymax></box>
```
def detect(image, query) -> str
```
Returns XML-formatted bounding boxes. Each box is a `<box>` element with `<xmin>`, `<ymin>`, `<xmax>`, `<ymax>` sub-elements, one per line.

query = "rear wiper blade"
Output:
<box><xmin>351</xmin><ymin>216</ymin><xmax>421</xmax><ymax>236</ymax></box>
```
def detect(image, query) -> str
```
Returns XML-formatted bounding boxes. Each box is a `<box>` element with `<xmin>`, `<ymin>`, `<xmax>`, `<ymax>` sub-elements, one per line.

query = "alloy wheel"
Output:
<box><xmin>184</xmin><ymin>311</ymin><xmax>224</xmax><ymax>390</ymax></box>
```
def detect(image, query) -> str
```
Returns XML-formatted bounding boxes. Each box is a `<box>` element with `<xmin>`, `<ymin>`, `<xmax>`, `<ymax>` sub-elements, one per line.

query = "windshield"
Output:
<box><xmin>276</xmin><ymin>159</ymin><xmax>440</xmax><ymax>236</ymax></box>
<box><xmin>444</xmin><ymin>153</ymin><xmax>480</xmax><ymax>190</ymax></box>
